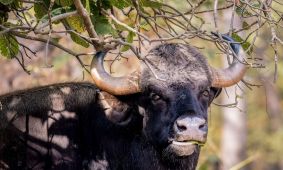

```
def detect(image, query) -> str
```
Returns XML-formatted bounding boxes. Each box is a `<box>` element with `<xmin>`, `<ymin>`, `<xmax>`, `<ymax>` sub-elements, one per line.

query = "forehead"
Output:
<box><xmin>147</xmin><ymin>82</ymin><xmax>208</xmax><ymax>99</ymax></box>
<box><xmin>142</xmin><ymin>43</ymin><xmax>212</xmax><ymax>88</ymax></box>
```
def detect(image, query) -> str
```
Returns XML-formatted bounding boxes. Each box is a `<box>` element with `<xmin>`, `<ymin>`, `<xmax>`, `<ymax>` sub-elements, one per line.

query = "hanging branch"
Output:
<box><xmin>73</xmin><ymin>0</ymin><xmax>103</xmax><ymax>50</ymax></box>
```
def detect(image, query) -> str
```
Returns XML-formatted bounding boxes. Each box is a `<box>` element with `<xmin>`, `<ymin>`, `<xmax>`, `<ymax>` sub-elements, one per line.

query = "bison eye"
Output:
<box><xmin>150</xmin><ymin>93</ymin><xmax>161</xmax><ymax>101</ymax></box>
<box><xmin>201</xmin><ymin>90</ymin><xmax>210</xmax><ymax>98</ymax></box>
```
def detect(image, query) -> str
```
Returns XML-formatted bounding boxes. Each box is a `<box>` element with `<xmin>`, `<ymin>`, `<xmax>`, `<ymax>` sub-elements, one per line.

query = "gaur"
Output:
<box><xmin>0</xmin><ymin>35</ymin><xmax>247</xmax><ymax>170</ymax></box>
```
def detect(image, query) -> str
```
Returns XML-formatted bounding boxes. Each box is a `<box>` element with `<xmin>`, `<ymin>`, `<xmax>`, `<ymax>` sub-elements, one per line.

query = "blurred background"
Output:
<box><xmin>0</xmin><ymin>0</ymin><xmax>283</xmax><ymax>170</ymax></box>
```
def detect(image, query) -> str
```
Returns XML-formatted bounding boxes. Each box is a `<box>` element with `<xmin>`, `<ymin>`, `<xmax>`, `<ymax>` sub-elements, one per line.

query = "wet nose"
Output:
<box><xmin>175</xmin><ymin>116</ymin><xmax>207</xmax><ymax>132</ymax></box>
<box><xmin>174</xmin><ymin>115</ymin><xmax>208</xmax><ymax>142</ymax></box>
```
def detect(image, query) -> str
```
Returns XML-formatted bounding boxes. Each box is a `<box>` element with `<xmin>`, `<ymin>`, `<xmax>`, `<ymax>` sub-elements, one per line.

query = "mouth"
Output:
<box><xmin>171</xmin><ymin>140</ymin><xmax>205</xmax><ymax>147</ymax></box>
<box><xmin>165</xmin><ymin>140</ymin><xmax>205</xmax><ymax>157</ymax></box>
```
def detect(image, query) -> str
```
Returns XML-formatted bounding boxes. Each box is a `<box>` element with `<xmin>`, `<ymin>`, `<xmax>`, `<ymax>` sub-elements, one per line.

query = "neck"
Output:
<box><xmin>87</xmin><ymin>133</ymin><xmax>199</xmax><ymax>170</ymax></box>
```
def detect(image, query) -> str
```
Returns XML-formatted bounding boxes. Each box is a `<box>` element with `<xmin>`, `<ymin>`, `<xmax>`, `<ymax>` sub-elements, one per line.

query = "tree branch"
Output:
<box><xmin>36</xmin><ymin>11</ymin><xmax>78</xmax><ymax>30</ymax></box>
<box><xmin>73</xmin><ymin>0</ymin><xmax>103</xmax><ymax>50</ymax></box>
<box><xmin>11</xmin><ymin>31</ymin><xmax>78</xmax><ymax>56</ymax></box>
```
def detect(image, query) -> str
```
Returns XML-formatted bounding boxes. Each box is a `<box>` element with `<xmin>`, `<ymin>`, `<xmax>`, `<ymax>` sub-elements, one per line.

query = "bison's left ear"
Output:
<box><xmin>98</xmin><ymin>92</ymin><xmax>134</xmax><ymax>125</ymax></box>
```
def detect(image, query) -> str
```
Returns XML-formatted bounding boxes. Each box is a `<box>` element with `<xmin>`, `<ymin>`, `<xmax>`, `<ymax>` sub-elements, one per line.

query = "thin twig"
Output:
<box><xmin>102</xmin><ymin>9</ymin><xmax>150</xmax><ymax>42</ymax></box>
<box><xmin>36</xmin><ymin>11</ymin><xmax>78</xmax><ymax>30</ymax></box>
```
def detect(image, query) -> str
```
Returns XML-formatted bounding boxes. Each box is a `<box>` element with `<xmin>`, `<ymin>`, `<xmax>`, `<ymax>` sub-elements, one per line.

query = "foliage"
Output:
<box><xmin>0</xmin><ymin>34</ymin><xmax>19</xmax><ymax>59</ymax></box>
<box><xmin>0</xmin><ymin>0</ymin><xmax>281</xmax><ymax>66</ymax></box>
<box><xmin>0</xmin><ymin>0</ymin><xmax>14</xmax><ymax>5</ymax></box>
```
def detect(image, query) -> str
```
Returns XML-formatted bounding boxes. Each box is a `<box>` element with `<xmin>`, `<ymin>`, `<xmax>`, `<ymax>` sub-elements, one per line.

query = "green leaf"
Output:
<box><xmin>242</xmin><ymin>21</ymin><xmax>250</xmax><ymax>30</ymax></box>
<box><xmin>121</xmin><ymin>31</ymin><xmax>135</xmax><ymax>52</ymax></box>
<box><xmin>94</xmin><ymin>21</ymin><xmax>114</xmax><ymax>35</ymax></box>
<box><xmin>66</xmin><ymin>15</ymin><xmax>86</xmax><ymax>33</ymax></box>
<box><xmin>0</xmin><ymin>34</ymin><xmax>19</xmax><ymax>59</ymax></box>
<box><xmin>34</xmin><ymin>0</ymin><xmax>50</xmax><ymax>20</ymax></box>
<box><xmin>251</xmin><ymin>1</ymin><xmax>261</xmax><ymax>8</ymax></box>
<box><xmin>91</xmin><ymin>15</ymin><xmax>116</xmax><ymax>35</ymax></box>
<box><xmin>88</xmin><ymin>0</ymin><xmax>116</xmax><ymax>35</ymax></box>
<box><xmin>231</xmin><ymin>33</ymin><xmax>242</xmax><ymax>42</ymax></box>
<box><xmin>231</xmin><ymin>33</ymin><xmax>253</xmax><ymax>55</ymax></box>
<box><xmin>70</xmin><ymin>32</ymin><xmax>90</xmax><ymax>48</ymax></box>
<box><xmin>235</xmin><ymin>6</ymin><xmax>252</xmax><ymax>16</ymax></box>
<box><xmin>110</xmin><ymin>0</ymin><xmax>132</xmax><ymax>9</ymax></box>
<box><xmin>55</xmin><ymin>0</ymin><xmax>73</xmax><ymax>7</ymax></box>
<box><xmin>12</xmin><ymin>0</ymin><xmax>23</xmax><ymax>8</ymax></box>
<box><xmin>34</xmin><ymin>1</ymin><xmax>69</xmax><ymax>23</ymax></box>
<box><xmin>0</xmin><ymin>3</ymin><xmax>10</xmax><ymax>16</ymax></box>
<box><xmin>0</xmin><ymin>10</ymin><xmax>8</xmax><ymax>24</ymax></box>
<box><xmin>100</xmin><ymin>0</ymin><xmax>111</xmax><ymax>9</ymax></box>
<box><xmin>34</xmin><ymin>3</ymin><xmax>47</xmax><ymax>20</ymax></box>
<box><xmin>139</xmin><ymin>0</ymin><xmax>162</xmax><ymax>9</ymax></box>
<box><xmin>139</xmin><ymin>22</ymin><xmax>150</xmax><ymax>31</ymax></box>
<box><xmin>0</xmin><ymin>0</ymin><xmax>14</xmax><ymax>5</ymax></box>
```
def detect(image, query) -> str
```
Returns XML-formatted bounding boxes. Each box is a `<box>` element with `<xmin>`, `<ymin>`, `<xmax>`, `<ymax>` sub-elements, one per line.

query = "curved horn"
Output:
<box><xmin>91</xmin><ymin>52</ymin><xmax>141</xmax><ymax>95</ymax></box>
<box><xmin>211</xmin><ymin>34</ymin><xmax>248</xmax><ymax>87</ymax></box>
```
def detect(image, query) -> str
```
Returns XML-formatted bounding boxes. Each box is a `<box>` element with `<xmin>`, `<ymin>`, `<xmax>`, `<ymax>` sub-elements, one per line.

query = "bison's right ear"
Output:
<box><xmin>212</xmin><ymin>87</ymin><xmax>222</xmax><ymax>98</ymax></box>
<box><xmin>209</xmin><ymin>87</ymin><xmax>222</xmax><ymax>104</ymax></box>
<box><xmin>106</xmin><ymin>109</ymin><xmax>133</xmax><ymax>125</ymax></box>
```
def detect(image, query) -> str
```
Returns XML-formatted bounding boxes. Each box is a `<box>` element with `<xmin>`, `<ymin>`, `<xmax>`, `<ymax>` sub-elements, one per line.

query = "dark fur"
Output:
<box><xmin>0</xmin><ymin>44</ymin><xmax>221</xmax><ymax>170</ymax></box>
<box><xmin>0</xmin><ymin>82</ymin><xmax>140</xmax><ymax>169</ymax></box>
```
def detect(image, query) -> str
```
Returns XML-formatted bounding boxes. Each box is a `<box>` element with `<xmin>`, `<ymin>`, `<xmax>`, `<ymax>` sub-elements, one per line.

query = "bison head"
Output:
<box><xmin>90</xmin><ymin>35</ymin><xmax>247</xmax><ymax>162</ymax></box>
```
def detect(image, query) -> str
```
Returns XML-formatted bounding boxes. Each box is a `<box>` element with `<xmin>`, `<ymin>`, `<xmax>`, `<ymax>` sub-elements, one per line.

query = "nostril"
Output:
<box><xmin>177</xmin><ymin>124</ymin><xmax>187</xmax><ymax>132</ymax></box>
<box><xmin>199</xmin><ymin>124</ymin><xmax>207</xmax><ymax>132</ymax></box>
